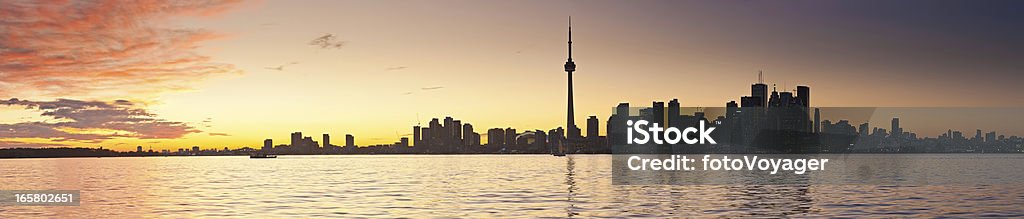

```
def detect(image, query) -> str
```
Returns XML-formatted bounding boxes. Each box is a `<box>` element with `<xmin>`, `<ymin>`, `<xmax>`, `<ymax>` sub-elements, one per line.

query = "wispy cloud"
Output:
<box><xmin>208</xmin><ymin>132</ymin><xmax>230</xmax><ymax>136</ymax></box>
<box><xmin>384</xmin><ymin>66</ymin><xmax>408</xmax><ymax>71</ymax></box>
<box><xmin>0</xmin><ymin>98</ymin><xmax>200</xmax><ymax>147</ymax></box>
<box><xmin>0</xmin><ymin>0</ymin><xmax>244</xmax><ymax>99</ymax></box>
<box><xmin>421</xmin><ymin>86</ymin><xmax>445</xmax><ymax>90</ymax></box>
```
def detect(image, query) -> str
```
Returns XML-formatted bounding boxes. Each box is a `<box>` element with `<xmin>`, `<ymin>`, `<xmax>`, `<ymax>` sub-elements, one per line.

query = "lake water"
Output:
<box><xmin>0</xmin><ymin>155</ymin><xmax>1022</xmax><ymax>218</ymax></box>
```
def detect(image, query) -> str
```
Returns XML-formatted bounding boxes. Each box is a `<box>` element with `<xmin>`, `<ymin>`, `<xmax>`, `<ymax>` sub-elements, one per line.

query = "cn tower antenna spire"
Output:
<box><xmin>568</xmin><ymin>16</ymin><xmax>573</xmax><ymax>61</ymax></box>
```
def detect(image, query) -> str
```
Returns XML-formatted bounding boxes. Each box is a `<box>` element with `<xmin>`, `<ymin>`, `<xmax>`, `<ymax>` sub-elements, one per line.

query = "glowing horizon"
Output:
<box><xmin>3</xmin><ymin>0</ymin><xmax>1024</xmax><ymax>151</ymax></box>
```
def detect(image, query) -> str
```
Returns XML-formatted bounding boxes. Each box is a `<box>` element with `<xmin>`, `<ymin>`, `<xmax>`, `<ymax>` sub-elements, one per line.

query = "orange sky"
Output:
<box><xmin>2</xmin><ymin>0</ymin><xmax>1023</xmax><ymax>151</ymax></box>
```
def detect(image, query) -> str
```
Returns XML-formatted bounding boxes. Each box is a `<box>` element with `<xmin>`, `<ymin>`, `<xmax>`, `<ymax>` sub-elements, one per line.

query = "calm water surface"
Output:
<box><xmin>0</xmin><ymin>155</ymin><xmax>1022</xmax><ymax>218</ymax></box>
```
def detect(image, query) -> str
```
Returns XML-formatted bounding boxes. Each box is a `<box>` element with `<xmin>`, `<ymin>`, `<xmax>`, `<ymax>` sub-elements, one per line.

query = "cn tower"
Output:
<box><xmin>564</xmin><ymin>16</ymin><xmax>577</xmax><ymax>140</ymax></box>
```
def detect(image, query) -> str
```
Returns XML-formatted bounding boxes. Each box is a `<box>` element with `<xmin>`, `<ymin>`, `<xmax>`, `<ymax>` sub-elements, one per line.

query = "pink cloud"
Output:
<box><xmin>0</xmin><ymin>0</ymin><xmax>243</xmax><ymax>98</ymax></box>
<box><xmin>0</xmin><ymin>98</ymin><xmax>200</xmax><ymax>147</ymax></box>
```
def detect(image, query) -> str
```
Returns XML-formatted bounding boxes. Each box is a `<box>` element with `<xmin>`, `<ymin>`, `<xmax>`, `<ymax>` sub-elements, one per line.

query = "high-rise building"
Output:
<box><xmin>137</xmin><ymin>146</ymin><xmax>143</xmax><ymax>153</ymax></box>
<box><xmin>453</xmin><ymin>120</ymin><xmax>463</xmax><ymax>145</ymax></box>
<box><xmin>400</xmin><ymin>137</ymin><xmax>409</xmax><ymax>147</ymax></box>
<box><xmin>752</xmin><ymin>71</ymin><xmax>768</xmax><ymax>107</ymax></box>
<box><xmin>345</xmin><ymin>134</ymin><xmax>355</xmax><ymax>147</ymax></box>
<box><xmin>814</xmin><ymin>108</ymin><xmax>821</xmax><ymax>133</ymax></box>
<box><xmin>587</xmin><ymin>116</ymin><xmax>599</xmax><ymax>139</ymax></box>
<box><xmin>891</xmin><ymin>118</ymin><xmax>901</xmax><ymax>138</ymax></box>
<box><xmin>505</xmin><ymin>128</ymin><xmax>517</xmax><ymax>146</ymax></box>
<box><xmin>291</xmin><ymin>132</ymin><xmax>302</xmax><ymax>147</ymax></box>
<box><xmin>668</xmin><ymin>99</ymin><xmax>681</xmax><ymax>128</ymax></box>
<box><xmin>323</xmin><ymin>133</ymin><xmax>330</xmax><ymax>147</ymax></box>
<box><xmin>564</xmin><ymin>16</ymin><xmax>579</xmax><ymax>142</ymax></box>
<box><xmin>263</xmin><ymin>139</ymin><xmax>272</xmax><ymax>151</ymax></box>
<box><xmin>534</xmin><ymin>129</ymin><xmax>548</xmax><ymax>148</ymax></box>
<box><xmin>487</xmin><ymin>128</ymin><xmax>505</xmax><ymax>146</ymax></box>
<box><xmin>858</xmin><ymin>122</ymin><xmax>869</xmax><ymax>136</ymax></box>
<box><xmin>797</xmin><ymin>85</ymin><xmax>810</xmax><ymax>107</ymax></box>
<box><xmin>413</xmin><ymin>126</ymin><xmax>421</xmax><ymax>147</ymax></box>
<box><xmin>651</xmin><ymin>101</ymin><xmax>665</xmax><ymax>126</ymax></box>
<box><xmin>462</xmin><ymin>123</ymin><xmax>474</xmax><ymax>146</ymax></box>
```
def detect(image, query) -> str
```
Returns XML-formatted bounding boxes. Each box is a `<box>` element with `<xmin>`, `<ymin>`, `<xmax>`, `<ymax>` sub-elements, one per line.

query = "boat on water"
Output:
<box><xmin>250</xmin><ymin>153</ymin><xmax>277</xmax><ymax>159</ymax></box>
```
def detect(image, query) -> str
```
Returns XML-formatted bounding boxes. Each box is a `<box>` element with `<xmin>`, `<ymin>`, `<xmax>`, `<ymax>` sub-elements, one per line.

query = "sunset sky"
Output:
<box><xmin>2</xmin><ymin>0</ymin><xmax>1023</xmax><ymax>150</ymax></box>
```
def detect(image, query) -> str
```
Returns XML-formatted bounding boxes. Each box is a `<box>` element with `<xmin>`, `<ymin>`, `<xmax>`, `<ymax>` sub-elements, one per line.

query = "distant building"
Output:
<box><xmin>323</xmin><ymin>133</ymin><xmax>331</xmax><ymax>147</ymax></box>
<box><xmin>137</xmin><ymin>146</ymin><xmax>143</xmax><ymax>153</ymax></box>
<box><xmin>587</xmin><ymin>116</ymin><xmax>599</xmax><ymax>139</ymax></box>
<box><xmin>346</xmin><ymin>134</ymin><xmax>355</xmax><ymax>147</ymax></box>
<box><xmin>263</xmin><ymin>139</ymin><xmax>272</xmax><ymax>151</ymax></box>
<box><xmin>413</xmin><ymin>126</ymin><xmax>421</xmax><ymax>147</ymax></box>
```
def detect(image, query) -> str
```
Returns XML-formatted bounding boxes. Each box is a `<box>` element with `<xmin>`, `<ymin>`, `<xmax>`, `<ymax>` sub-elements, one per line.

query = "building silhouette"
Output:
<box><xmin>564</xmin><ymin>16</ymin><xmax>580</xmax><ymax>144</ymax></box>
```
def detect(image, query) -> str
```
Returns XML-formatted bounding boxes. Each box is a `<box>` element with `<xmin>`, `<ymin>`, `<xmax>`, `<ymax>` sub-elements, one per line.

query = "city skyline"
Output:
<box><xmin>3</xmin><ymin>0</ymin><xmax>1024</xmax><ymax>150</ymax></box>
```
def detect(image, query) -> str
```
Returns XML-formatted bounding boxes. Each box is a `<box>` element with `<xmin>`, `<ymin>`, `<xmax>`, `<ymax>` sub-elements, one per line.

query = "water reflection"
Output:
<box><xmin>0</xmin><ymin>155</ymin><xmax>1021</xmax><ymax>218</ymax></box>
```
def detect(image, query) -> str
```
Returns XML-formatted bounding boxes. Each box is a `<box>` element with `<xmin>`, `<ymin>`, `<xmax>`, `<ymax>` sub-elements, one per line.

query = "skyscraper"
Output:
<box><xmin>345</xmin><ymin>134</ymin><xmax>355</xmax><ymax>147</ymax></box>
<box><xmin>413</xmin><ymin>125</ymin><xmax>421</xmax><ymax>147</ymax></box>
<box><xmin>813</xmin><ymin>108</ymin><xmax>821</xmax><ymax>133</ymax></box>
<box><xmin>797</xmin><ymin>85</ymin><xmax>810</xmax><ymax>107</ymax></box>
<box><xmin>564</xmin><ymin>16</ymin><xmax>578</xmax><ymax>141</ymax></box>
<box><xmin>462</xmin><ymin>123</ymin><xmax>474</xmax><ymax>146</ymax></box>
<box><xmin>291</xmin><ymin>132</ymin><xmax>302</xmax><ymax>147</ymax></box>
<box><xmin>263</xmin><ymin>139</ymin><xmax>272</xmax><ymax>151</ymax></box>
<box><xmin>323</xmin><ymin>133</ymin><xmax>330</xmax><ymax>147</ymax></box>
<box><xmin>587</xmin><ymin>116</ymin><xmax>599</xmax><ymax>139</ymax></box>
<box><xmin>751</xmin><ymin>71</ymin><xmax>768</xmax><ymax>107</ymax></box>
<box><xmin>891</xmin><ymin>118</ymin><xmax>901</xmax><ymax>139</ymax></box>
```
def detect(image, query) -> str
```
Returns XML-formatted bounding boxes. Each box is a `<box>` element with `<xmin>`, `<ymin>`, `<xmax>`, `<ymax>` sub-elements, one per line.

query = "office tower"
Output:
<box><xmin>413</xmin><ymin>126</ymin><xmax>421</xmax><ymax>147</ymax></box>
<box><xmin>468</xmin><ymin>133</ymin><xmax>481</xmax><ymax>146</ymax></box>
<box><xmin>487</xmin><ymin>128</ymin><xmax>505</xmax><ymax>146</ymax></box>
<box><xmin>534</xmin><ymin>129</ymin><xmax>547</xmax><ymax>148</ymax></box>
<box><xmin>505</xmin><ymin>128</ymin><xmax>517</xmax><ymax>146</ymax></box>
<box><xmin>891</xmin><ymin>118</ymin><xmax>901</xmax><ymax>139</ymax></box>
<box><xmin>444</xmin><ymin>117</ymin><xmax>454</xmax><ymax>145</ymax></box>
<box><xmin>462</xmin><ymin>123</ymin><xmax>474</xmax><ymax>146</ymax></box>
<box><xmin>668</xmin><ymin>99</ymin><xmax>681</xmax><ymax>128</ymax></box>
<box><xmin>400</xmin><ymin>137</ymin><xmax>409</xmax><ymax>147</ymax></box>
<box><xmin>797</xmin><ymin>86</ymin><xmax>810</xmax><ymax>107</ymax></box>
<box><xmin>752</xmin><ymin>71</ymin><xmax>768</xmax><ymax>107</ymax></box>
<box><xmin>740</xmin><ymin>96</ymin><xmax>758</xmax><ymax>107</ymax></box>
<box><xmin>323</xmin><ymin>133</ymin><xmax>330</xmax><ymax>147</ymax></box>
<box><xmin>587</xmin><ymin>116</ymin><xmax>599</xmax><ymax>139</ymax></box>
<box><xmin>564</xmin><ymin>16</ymin><xmax>579</xmax><ymax>142</ymax></box>
<box><xmin>768</xmin><ymin>85</ymin><xmax>780</xmax><ymax>107</ymax></box>
<box><xmin>813</xmin><ymin>108</ymin><xmax>821</xmax><ymax>133</ymax></box>
<box><xmin>858</xmin><ymin>122</ymin><xmax>869</xmax><ymax>136</ymax></box>
<box><xmin>346</xmin><ymin>134</ymin><xmax>355</xmax><ymax>147</ymax></box>
<box><xmin>975</xmin><ymin>129</ymin><xmax>982</xmax><ymax>141</ymax></box>
<box><xmin>986</xmin><ymin>132</ymin><xmax>996</xmax><ymax>143</ymax></box>
<box><xmin>429</xmin><ymin>118</ymin><xmax>441</xmax><ymax>146</ymax></box>
<box><xmin>779</xmin><ymin>91</ymin><xmax>794</xmax><ymax>106</ymax></box>
<box><xmin>192</xmin><ymin>146</ymin><xmax>200</xmax><ymax>153</ymax></box>
<box><xmin>651</xmin><ymin>101</ymin><xmax>665</xmax><ymax>126</ymax></box>
<box><xmin>453</xmin><ymin>120</ymin><xmax>462</xmax><ymax>145</ymax></box>
<box><xmin>263</xmin><ymin>139</ymin><xmax>272</xmax><ymax>151</ymax></box>
<box><xmin>137</xmin><ymin>146</ymin><xmax>143</xmax><ymax>153</ymax></box>
<box><xmin>291</xmin><ymin>132</ymin><xmax>302</xmax><ymax>147</ymax></box>
<box><xmin>726</xmin><ymin>101</ymin><xmax>738</xmax><ymax>118</ymax></box>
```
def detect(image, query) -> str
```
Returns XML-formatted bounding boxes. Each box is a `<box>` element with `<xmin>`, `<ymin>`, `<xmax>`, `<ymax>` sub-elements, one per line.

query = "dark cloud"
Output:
<box><xmin>0</xmin><ymin>98</ymin><xmax>199</xmax><ymax>146</ymax></box>
<box><xmin>0</xmin><ymin>0</ymin><xmax>243</xmax><ymax>98</ymax></box>
<box><xmin>309</xmin><ymin>34</ymin><xmax>347</xmax><ymax>49</ymax></box>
